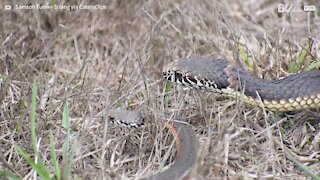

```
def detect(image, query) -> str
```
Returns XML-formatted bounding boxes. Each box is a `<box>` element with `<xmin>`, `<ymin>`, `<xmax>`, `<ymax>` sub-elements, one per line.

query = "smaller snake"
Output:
<box><xmin>108</xmin><ymin>109</ymin><xmax>198</xmax><ymax>180</ymax></box>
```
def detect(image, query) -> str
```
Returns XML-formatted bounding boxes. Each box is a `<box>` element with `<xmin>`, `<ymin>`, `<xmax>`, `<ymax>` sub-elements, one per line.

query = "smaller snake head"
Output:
<box><xmin>108</xmin><ymin>109</ymin><xmax>144</xmax><ymax>128</ymax></box>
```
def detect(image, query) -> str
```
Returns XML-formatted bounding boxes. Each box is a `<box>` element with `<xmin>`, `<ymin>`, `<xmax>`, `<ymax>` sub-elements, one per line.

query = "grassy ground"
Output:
<box><xmin>1</xmin><ymin>0</ymin><xmax>320</xmax><ymax>179</ymax></box>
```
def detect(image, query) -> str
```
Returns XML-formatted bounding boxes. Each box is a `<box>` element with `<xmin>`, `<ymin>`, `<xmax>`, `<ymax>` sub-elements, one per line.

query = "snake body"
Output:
<box><xmin>108</xmin><ymin>110</ymin><xmax>197</xmax><ymax>180</ymax></box>
<box><xmin>143</xmin><ymin>118</ymin><xmax>197</xmax><ymax>180</ymax></box>
<box><xmin>163</xmin><ymin>58</ymin><xmax>320</xmax><ymax>112</ymax></box>
<box><xmin>110</xmin><ymin>57</ymin><xmax>320</xmax><ymax>179</ymax></box>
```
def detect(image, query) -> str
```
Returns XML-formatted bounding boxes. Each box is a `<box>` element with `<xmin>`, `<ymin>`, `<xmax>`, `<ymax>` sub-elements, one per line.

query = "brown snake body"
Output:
<box><xmin>108</xmin><ymin>110</ymin><xmax>197</xmax><ymax>180</ymax></box>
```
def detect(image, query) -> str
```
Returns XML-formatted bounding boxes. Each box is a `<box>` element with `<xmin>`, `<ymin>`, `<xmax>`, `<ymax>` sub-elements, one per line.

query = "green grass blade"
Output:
<box><xmin>62</xmin><ymin>100</ymin><xmax>73</xmax><ymax>179</ymax></box>
<box><xmin>15</xmin><ymin>146</ymin><xmax>50</xmax><ymax>179</ymax></box>
<box><xmin>62</xmin><ymin>100</ymin><xmax>70</xmax><ymax>164</ymax></box>
<box><xmin>238</xmin><ymin>44</ymin><xmax>253</xmax><ymax>71</ymax></box>
<box><xmin>31</xmin><ymin>81</ymin><xmax>38</xmax><ymax>152</ymax></box>
<box><xmin>62</xmin><ymin>100</ymin><xmax>70</xmax><ymax>130</ymax></box>
<box><xmin>305</xmin><ymin>60</ymin><xmax>320</xmax><ymax>71</ymax></box>
<box><xmin>164</xmin><ymin>82</ymin><xmax>173</xmax><ymax>107</ymax></box>
<box><xmin>0</xmin><ymin>75</ymin><xmax>10</xmax><ymax>108</ymax></box>
<box><xmin>67</xmin><ymin>143</ymin><xmax>76</xmax><ymax>179</ymax></box>
<box><xmin>49</xmin><ymin>131</ymin><xmax>61</xmax><ymax>180</ymax></box>
<box><xmin>0</xmin><ymin>169</ymin><xmax>20</xmax><ymax>180</ymax></box>
<box><xmin>289</xmin><ymin>44</ymin><xmax>309</xmax><ymax>73</ymax></box>
<box><xmin>17</xmin><ymin>98</ymin><xmax>27</xmax><ymax>133</ymax></box>
<box><xmin>285</xmin><ymin>151</ymin><xmax>320</xmax><ymax>180</ymax></box>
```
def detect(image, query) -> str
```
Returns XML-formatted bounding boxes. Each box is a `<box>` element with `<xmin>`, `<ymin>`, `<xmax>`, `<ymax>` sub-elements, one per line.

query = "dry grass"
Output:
<box><xmin>1</xmin><ymin>0</ymin><xmax>320</xmax><ymax>179</ymax></box>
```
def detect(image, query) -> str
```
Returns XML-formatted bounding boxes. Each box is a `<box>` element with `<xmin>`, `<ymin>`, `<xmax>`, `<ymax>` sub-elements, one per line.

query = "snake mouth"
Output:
<box><xmin>163</xmin><ymin>70</ymin><xmax>223</xmax><ymax>94</ymax></box>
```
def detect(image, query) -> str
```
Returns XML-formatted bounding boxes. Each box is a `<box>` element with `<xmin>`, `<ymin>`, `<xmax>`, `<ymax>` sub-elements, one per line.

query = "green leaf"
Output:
<box><xmin>238</xmin><ymin>44</ymin><xmax>253</xmax><ymax>71</ymax></box>
<box><xmin>305</xmin><ymin>60</ymin><xmax>320</xmax><ymax>71</ymax></box>
<box><xmin>50</xmin><ymin>131</ymin><xmax>61</xmax><ymax>180</ymax></box>
<box><xmin>61</xmin><ymin>100</ymin><xmax>73</xmax><ymax>179</ymax></box>
<box><xmin>289</xmin><ymin>44</ymin><xmax>309</xmax><ymax>73</ymax></box>
<box><xmin>15</xmin><ymin>146</ymin><xmax>50</xmax><ymax>179</ymax></box>
<box><xmin>164</xmin><ymin>82</ymin><xmax>173</xmax><ymax>107</ymax></box>
<box><xmin>62</xmin><ymin>100</ymin><xmax>70</xmax><ymax>129</ymax></box>
<box><xmin>0</xmin><ymin>170</ymin><xmax>20</xmax><ymax>180</ymax></box>
<box><xmin>285</xmin><ymin>150</ymin><xmax>320</xmax><ymax>180</ymax></box>
<box><xmin>31</xmin><ymin>81</ymin><xmax>38</xmax><ymax>152</ymax></box>
<box><xmin>62</xmin><ymin>100</ymin><xmax>70</xmax><ymax>172</ymax></box>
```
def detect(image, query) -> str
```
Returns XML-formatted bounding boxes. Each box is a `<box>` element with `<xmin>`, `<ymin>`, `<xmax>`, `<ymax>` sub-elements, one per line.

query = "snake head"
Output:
<box><xmin>108</xmin><ymin>109</ymin><xmax>144</xmax><ymax>128</ymax></box>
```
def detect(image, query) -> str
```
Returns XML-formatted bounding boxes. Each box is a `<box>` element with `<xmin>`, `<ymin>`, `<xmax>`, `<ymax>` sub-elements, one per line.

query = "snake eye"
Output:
<box><xmin>175</xmin><ymin>71</ymin><xmax>183</xmax><ymax>82</ymax></box>
<box><xmin>162</xmin><ymin>72</ymin><xmax>167</xmax><ymax>77</ymax></box>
